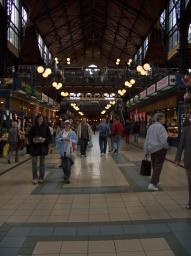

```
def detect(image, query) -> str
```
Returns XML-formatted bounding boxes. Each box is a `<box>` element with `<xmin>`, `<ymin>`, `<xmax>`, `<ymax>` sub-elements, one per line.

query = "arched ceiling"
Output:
<box><xmin>23</xmin><ymin>0</ymin><xmax>167</xmax><ymax>66</ymax></box>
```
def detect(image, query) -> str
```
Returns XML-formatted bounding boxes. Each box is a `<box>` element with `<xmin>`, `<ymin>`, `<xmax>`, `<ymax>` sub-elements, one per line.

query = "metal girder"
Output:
<box><xmin>32</xmin><ymin>0</ymin><xmax>71</xmax><ymax>22</ymax></box>
<box><xmin>91</xmin><ymin>0</ymin><xmax>96</xmax><ymax>56</ymax></box>
<box><xmin>107</xmin><ymin>4</ymin><xmax>124</xmax><ymax>63</ymax></box>
<box><xmin>79</xmin><ymin>0</ymin><xmax>86</xmax><ymax>54</ymax></box>
<box><xmin>119</xmin><ymin>0</ymin><xmax>146</xmax><ymax>59</ymax></box>
<box><xmin>47</xmin><ymin>25</ymin><xmax>82</xmax><ymax>48</ymax></box>
<box><xmin>111</xmin><ymin>0</ymin><xmax>154</xmax><ymax>24</ymax></box>
<box><xmin>56</xmin><ymin>39</ymin><xmax>84</xmax><ymax>55</ymax></box>
<box><xmin>103</xmin><ymin>39</ymin><xmax>131</xmax><ymax>56</ymax></box>
<box><xmin>43</xmin><ymin>1</ymin><xmax>64</xmax><ymax>56</ymax></box>
<box><xmin>61</xmin><ymin>1</ymin><xmax>78</xmax><ymax>60</ymax></box>
<box><xmin>43</xmin><ymin>15</ymin><xmax>81</xmax><ymax>39</ymax></box>
<box><xmin>96</xmin><ymin>9</ymin><xmax>144</xmax><ymax>39</ymax></box>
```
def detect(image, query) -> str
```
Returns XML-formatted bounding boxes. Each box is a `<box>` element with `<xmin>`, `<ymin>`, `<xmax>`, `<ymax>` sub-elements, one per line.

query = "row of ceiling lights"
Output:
<box><xmin>136</xmin><ymin>63</ymin><xmax>151</xmax><ymax>75</ymax></box>
<box><xmin>116</xmin><ymin>58</ymin><xmax>133</xmax><ymax>66</ymax></box>
<box><xmin>101</xmin><ymin>100</ymin><xmax>116</xmax><ymax>115</ymax></box>
<box><xmin>71</xmin><ymin>103</ymin><xmax>84</xmax><ymax>116</ymax></box>
<box><xmin>118</xmin><ymin>78</ymin><xmax>136</xmax><ymax>96</ymax></box>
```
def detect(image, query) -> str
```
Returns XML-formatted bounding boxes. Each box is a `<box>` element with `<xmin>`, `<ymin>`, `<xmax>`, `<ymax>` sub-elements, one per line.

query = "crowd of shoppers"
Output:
<box><xmin>2</xmin><ymin>111</ymin><xmax>191</xmax><ymax>210</ymax></box>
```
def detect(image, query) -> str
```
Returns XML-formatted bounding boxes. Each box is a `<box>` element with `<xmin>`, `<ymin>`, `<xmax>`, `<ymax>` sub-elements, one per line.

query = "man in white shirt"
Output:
<box><xmin>144</xmin><ymin>113</ymin><xmax>168</xmax><ymax>191</ymax></box>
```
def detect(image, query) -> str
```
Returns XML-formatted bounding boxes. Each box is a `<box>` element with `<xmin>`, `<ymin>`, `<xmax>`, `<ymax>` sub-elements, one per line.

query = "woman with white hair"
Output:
<box><xmin>144</xmin><ymin>113</ymin><xmax>169</xmax><ymax>191</ymax></box>
<box><xmin>56</xmin><ymin>120</ymin><xmax>77</xmax><ymax>184</ymax></box>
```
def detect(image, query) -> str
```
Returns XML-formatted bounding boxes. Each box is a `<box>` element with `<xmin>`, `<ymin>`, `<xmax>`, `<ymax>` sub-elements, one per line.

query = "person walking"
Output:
<box><xmin>124</xmin><ymin>120</ymin><xmax>131</xmax><ymax>144</ymax></box>
<box><xmin>144</xmin><ymin>113</ymin><xmax>168</xmax><ymax>191</ymax></box>
<box><xmin>29</xmin><ymin>114</ymin><xmax>51</xmax><ymax>184</ymax></box>
<box><xmin>8</xmin><ymin>121</ymin><xmax>19</xmax><ymax>164</ymax></box>
<box><xmin>98</xmin><ymin>118</ymin><xmax>110</xmax><ymax>156</ymax></box>
<box><xmin>112</xmin><ymin>116</ymin><xmax>124</xmax><ymax>153</ymax></box>
<box><xmin>133</xmin><ymin>121</ymin><xmax>140</xmax><ymax>143</ymax></box>
<box><xmin>77</xmin><ymin>117</ymin><xmax>92</xmax><ymax>157</ymax></box>
<box><xmin>175</xmin><ymin>122</ymin><xmax>191</xmax><ymax>209</ymax></box>
<box><xmin>108</xmin><ymin>120</ymin><xmax>113</xmax><ymax>152</ymax></box>
<box><xmin>56</xmin><ymin>120</ymin><xmax>77</xmax><ymax>184</ymax></box>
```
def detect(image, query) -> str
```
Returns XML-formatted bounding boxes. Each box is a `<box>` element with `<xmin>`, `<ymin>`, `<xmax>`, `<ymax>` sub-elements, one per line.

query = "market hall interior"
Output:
<box><xmin>1</xmin><ymin>0</ymin><xmax>191</xmax><ymax>255</ymax></box>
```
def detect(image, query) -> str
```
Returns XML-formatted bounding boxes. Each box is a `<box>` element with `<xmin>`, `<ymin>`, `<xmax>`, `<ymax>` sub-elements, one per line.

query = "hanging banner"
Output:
<box><xmin>147</xmin><ymin>84</ymin><xmax>156</xmax><ymax>96</ymax></box>
<box><xmin>48</xmin><ymin>97</ymin><xmax>54</xmax><ymax>105</ymax></box>
<box><xmin>157</xmin><ymin>76</ymin><xmax>169</xmax><ymax>91</ymax></box>
<box><xmin>157</xmin><ymin>75</ymin><xmax>176</xmax><ymax>91</ymax></box>
<box><xmin>139</xmin><ymin>90</ymin><xmax>146</xmax><ymax>99</ymax></box>
<box><xmin>41</xmin><ymin>93</ymin><xmax>48</xmax><ymax>102</ymax></box>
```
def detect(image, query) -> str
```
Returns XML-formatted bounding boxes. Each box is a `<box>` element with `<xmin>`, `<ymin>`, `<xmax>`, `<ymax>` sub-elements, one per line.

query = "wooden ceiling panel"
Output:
<box><xmin>22</xmin><ymin>0</ymin><xmax>167</xmax><ymax>66</ymax></box>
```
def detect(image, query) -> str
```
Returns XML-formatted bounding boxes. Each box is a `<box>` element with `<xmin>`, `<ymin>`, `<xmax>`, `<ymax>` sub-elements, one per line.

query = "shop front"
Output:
<box><xmin>127</xmin><ymin>75</ymin><xmax>179</xmax><ymax>145</ymax></box>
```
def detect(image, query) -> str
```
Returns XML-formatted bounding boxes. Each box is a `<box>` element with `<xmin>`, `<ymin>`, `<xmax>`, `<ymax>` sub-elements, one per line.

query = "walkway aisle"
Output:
<box><xmin>0</xmin><ymin>134</ymin><xmax>191</xmax><ymax>255</ymax></box>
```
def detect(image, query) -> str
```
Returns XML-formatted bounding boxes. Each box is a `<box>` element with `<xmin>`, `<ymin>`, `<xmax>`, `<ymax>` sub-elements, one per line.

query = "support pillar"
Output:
<box><xmin>0</xmin><ymin>2</ymin><xmax>7</xmax><ymax>78</ymax></box>
<box><xmin>179</xmin><ymin>0</ymin><xmax>189</xmax><ymax>73</ymax></box>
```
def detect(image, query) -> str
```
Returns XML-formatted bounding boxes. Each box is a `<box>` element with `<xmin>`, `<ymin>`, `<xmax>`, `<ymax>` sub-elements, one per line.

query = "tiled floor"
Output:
<box><xmin>0</xmin><ymin>134</ymin><xmax>191</xmax><ymax>255</ymax></box>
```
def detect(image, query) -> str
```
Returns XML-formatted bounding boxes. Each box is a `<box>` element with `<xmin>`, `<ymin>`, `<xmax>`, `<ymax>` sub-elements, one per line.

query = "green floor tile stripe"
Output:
<box><xmin>111</xmin><ymin>153</ymin><xmax>159</xmax><ymax>192</ymax></box>
<box><xmin>0</xmin><ymin>219</ymin><xmax>191</xmax><ymax>256</ymax></box>
<box><xmin>0</xmin><ymin>220</ymin><xmax>188</xmax><ymax>256</ymax></box>
<box><xmin>31</xmin><ymin>152</ymin><xmax>160</xmax><ymax>194</ymax></box>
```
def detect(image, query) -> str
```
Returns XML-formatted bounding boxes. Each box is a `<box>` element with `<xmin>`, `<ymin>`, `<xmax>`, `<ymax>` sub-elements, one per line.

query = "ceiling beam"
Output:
<box><xmin>118</xmin><ymin>0</ymin><xmax>146</xmax><ymax>59</ymax></box>
<box><xmin>111</xmin><ymin>0</ymin><xmax>153</xmax><ymax>24</ymax></box>
<box><xmin>32</xmin><ymin>0</ymin><xmax>71</xmax><ymax>22</ymax></box>
<box><xmin>107</xmin><ymin>4</ymin><xmax>124</xmax><ymax>63</ymax></box>
<box><xmin>61</xmin><ymin>2</ymin><xmax>78</xmax><ymax>61</ymax></box>
<box><xmin>56</xmin><ymin>39</ymin><xmax>84</xmax><ymax>55</ymax></box>
<box><xmin>79</xmin><ymin>0</ymin><xmax>86</xmax><ymax>55</ymax></box>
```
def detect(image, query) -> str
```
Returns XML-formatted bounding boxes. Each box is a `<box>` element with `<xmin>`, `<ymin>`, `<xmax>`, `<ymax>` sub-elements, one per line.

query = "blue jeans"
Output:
<box><xmin>62</xmin><ymin>156</ymin><xmax>72</xmax><ymax>180</ymax></box>
<box><xmin>99</xmin><ymin>136</ymin><xmax>107</xmax><ymax>153</ymax></box>
<box><xmin>113</xmin><ymin>135</ymin><xmax>121</xmax><ymax>152</ymax></box>
<box><xmin>134</xmin><ymin>133</ymin><xmax>139</xmax><ymax>143</ymax></box>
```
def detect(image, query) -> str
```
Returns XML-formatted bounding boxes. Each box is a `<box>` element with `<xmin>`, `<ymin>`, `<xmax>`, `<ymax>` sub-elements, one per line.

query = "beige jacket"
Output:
<box><xmin>77</xmin><ymin>123</ymin><xmax>92</xmax><ymax>140</ymax></box>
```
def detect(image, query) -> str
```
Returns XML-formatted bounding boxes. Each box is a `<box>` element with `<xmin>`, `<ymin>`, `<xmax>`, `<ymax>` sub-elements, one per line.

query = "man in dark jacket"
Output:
<box><xmin>29</xmin><ymin>114</ymin><xmax>51</xmax><ymax>184</ymax></box>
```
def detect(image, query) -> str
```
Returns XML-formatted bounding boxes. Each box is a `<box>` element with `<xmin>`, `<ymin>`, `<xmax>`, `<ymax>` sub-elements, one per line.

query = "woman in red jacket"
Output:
<box><xmin>112</xmin><ymin>116</ymin><xmax>124</xmax><ymax>153</ymax></box>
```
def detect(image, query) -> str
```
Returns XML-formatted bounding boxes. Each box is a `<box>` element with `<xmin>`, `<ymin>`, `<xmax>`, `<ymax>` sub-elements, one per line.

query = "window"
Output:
<box><xmin>143</xmin><ymin>36</ymin><xmax>149</xmax><ymax>58</ymax></box>
<box><xmin>188</xmin><ymin>24</ymin><xmax>191</xmax><ymax>43</ymax></box>
<box><xmin>167</xmin><ymin>0</ymin><xmax>180</xmax><ymax>51</ymax></box>
<box><xmin>160</xmin><ymin>10</ymin><xmax>166</xmax><ymax>29</ymax></box>
<box><xmin>22</xmin><ymin>7</ymin><xmax>27</xmax><ymax>27</ymax></box>
<box><xmin>85</xmin><ymin>64</ymin><xmax>100</xmax><ymax>75</ymax></box>
<box><xmin>7</xmin><ymin>0</ymin><xmax>21</xmax><ymax>50</ymax></box>
<box><xmin>38</xmin><ymin>34</ymin><xmax>52</xmax><ymax>64</ymax></box>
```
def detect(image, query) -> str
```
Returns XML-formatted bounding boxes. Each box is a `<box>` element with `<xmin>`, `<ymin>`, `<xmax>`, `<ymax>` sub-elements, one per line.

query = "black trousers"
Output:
<box><xmin>151</xmin><ymin>149</ymin><xmax>167</xmax><ymax>186</ymax></box>
<box><xmin>80</xmin><ymin>138</ymin><xmax>88</xmax><ymax>155</ymax></box>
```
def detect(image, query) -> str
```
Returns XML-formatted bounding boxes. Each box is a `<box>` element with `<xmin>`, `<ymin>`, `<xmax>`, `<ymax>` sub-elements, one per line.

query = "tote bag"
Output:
<box><xmin>140</xmin><ymin>158</ymin><xmax>151</xmax><ymax>176</ymax></box>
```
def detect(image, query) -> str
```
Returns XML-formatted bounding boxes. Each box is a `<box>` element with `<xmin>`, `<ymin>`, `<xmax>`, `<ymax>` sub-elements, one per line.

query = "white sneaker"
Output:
<box><xmin>32</xmin><ymin>179</ymin><xmax>38</xmax><ymax>185</ymax></box>
<box><xmin>38</xmin><ymin>179</ymin><xmax>44</xmax><ymax>184</ymax></box>
<box><xmin>148</xmin><ymin>183</ymin><xmax>159</xmax><ymax>191</ymax></box>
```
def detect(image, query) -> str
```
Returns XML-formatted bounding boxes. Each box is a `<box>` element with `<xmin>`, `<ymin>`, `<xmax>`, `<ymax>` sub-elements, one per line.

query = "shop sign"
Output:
<box><xmin>41</xmin><ymin>93</ymin><xmax>48</xmax><ymax>102</ymax></box>
<box><xmin>169</xmin><ymin>75</ymin><xmax>176</xmax><ymax>86</ymax></box>
<box><xmin>147</xmin><ymin>84</ymin><xmax>156</xmax><ymax>96</ymax></box>
<box><xmin>156</xmin><ymin>75</ymin><xmax>176</xmax><ymax>91</ymax></box>
<box><xmin>157</xmin><ymin>76</ymin><xmax>169</xmax><ymax>91</ymax></box>
<box><xmin>139</xmin><ymin>90</ymin><xmax>146</xmax><ymax>99</ymax></box>
<box><xmin>48</xmin><ymin>97</ymin><xmax>54</xmax><ymax>105</ymax></box>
